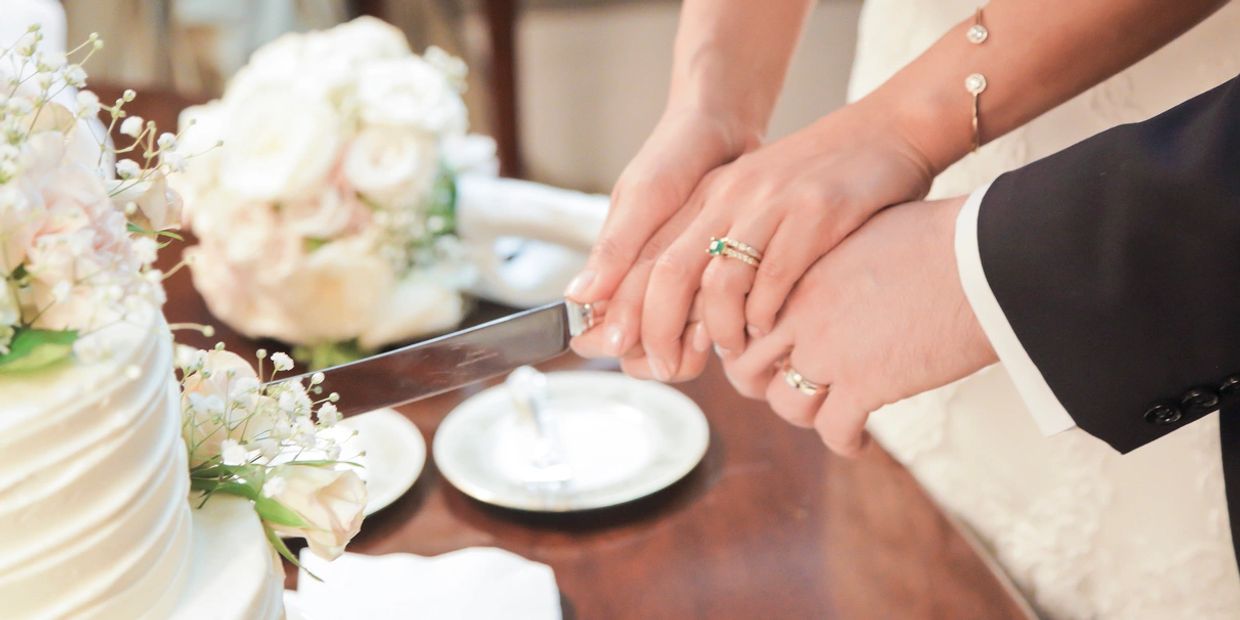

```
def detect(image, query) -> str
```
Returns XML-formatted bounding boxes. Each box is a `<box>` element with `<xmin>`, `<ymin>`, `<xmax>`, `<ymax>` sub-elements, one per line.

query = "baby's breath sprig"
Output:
<box><xmin>177</xmin><ymin>346</ymin><xmax>364</xmax><ymax>575</ymax></box>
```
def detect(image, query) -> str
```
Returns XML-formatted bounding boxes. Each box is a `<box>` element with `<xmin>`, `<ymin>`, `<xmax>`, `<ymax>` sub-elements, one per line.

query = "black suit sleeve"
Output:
<box><xmin>977</xmin><ymin>73</ymin><xmax>1240</xmax><ymax>454</ymax></box>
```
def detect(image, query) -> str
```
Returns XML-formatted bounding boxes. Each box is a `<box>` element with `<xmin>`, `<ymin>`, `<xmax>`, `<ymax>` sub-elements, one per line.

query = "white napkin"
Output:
<box><xmin>455</xmin><ymin>173</ymin><xmax>607</xmax><ymax>308</ymax></box>
<box><xmin>288</xmin><ymin>548</ymin><xmax>561</xmax><ymax>620</ymax></box>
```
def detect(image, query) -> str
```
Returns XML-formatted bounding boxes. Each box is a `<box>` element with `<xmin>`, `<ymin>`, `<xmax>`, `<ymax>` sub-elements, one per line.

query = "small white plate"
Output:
<box><xmin>434</xmin><ymin>370</ymin><xmax>709</xmax><ymax>512</ymax></box>
<box><xmin>283</xmin><ymin>590</ymin><xmax>310</xmax><ymax>620</ymax></box>
<box><xmin>338</xmin><ymin>408</ymin><xmax>426</xmax><ymax>516</ymax></box>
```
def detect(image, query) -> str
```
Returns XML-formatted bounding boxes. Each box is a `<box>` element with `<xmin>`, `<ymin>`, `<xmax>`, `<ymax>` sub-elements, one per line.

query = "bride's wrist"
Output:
<box><xmin>856</xmin><ymin>85</ymin><xmax>970</xmax><ymax>179</ymax></box>
<box><xmin>659</xmin><ymin>101</ymin><xmax>765</xmax><ymax>155</ymax></box>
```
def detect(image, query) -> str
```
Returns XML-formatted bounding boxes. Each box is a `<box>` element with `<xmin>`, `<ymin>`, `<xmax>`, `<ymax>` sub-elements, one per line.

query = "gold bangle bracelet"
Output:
<box><xmin>965</xmin><ymin>6</ymin><xmax>989</xmax><ymax>152</ymax></box>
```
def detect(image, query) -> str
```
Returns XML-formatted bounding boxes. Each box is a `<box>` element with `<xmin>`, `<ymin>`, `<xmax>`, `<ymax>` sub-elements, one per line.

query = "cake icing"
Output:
<box><xmin>0</xmin><ymin>305</ymin><xmax>283</xmax><ymax>619</ymax></box>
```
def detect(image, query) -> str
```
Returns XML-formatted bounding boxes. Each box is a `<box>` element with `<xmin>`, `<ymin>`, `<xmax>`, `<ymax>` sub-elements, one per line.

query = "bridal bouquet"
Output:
<box><xmin>174</xmin><ymin>17</ymin><xmax>494</xmax><ymax>368</ymax></box>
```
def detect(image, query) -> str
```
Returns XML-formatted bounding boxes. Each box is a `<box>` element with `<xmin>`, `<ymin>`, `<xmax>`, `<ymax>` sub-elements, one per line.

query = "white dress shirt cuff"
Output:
<box><xmin>954</xmin><ymin>181</ymin><xmax>1078</xmax><ymax>435</ymax></box>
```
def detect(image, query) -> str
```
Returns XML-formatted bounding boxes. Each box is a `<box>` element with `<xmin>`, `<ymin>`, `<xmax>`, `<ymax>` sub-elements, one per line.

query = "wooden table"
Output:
<box><xmin>124</xmin><ymin>88</ymin><xmax>1030</xmax><ymax>619</ymax></box>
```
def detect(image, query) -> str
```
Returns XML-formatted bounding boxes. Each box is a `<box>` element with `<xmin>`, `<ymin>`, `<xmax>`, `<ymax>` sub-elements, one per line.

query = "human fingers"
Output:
<box><xmin>699</xmin><ymin>215</ymin><xmax>780</xmax><ymax>356</ymax></box>
<box><xmin>639</xmin><ymin>189</ymin><xmax>723</xmax><ymax>380</ymax></box>
<box><xmin>721</xmin><ymin>323</ymin><xmax>794</xmax><ymax>399</ymax></box>
<box><xmin>812</xmin><ymin>384</ymin><xmax>872</xmax><ymax>458</ymax></box>
<box><xmin>762</xmin><ymin>347</ymin><xmax>832</xmax><ymax>429</ymax></box>
<box><xmin>744</xmin><ymin>213</ymin><xmax>838</xmax><ymax>337</ymax></box>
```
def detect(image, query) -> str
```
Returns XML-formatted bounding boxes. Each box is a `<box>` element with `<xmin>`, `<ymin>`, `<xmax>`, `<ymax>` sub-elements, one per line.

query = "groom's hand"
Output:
<box><xmin>721</xmin><ymin>196</ymin><xmax>998</xmax><ymax>456</ymax></box>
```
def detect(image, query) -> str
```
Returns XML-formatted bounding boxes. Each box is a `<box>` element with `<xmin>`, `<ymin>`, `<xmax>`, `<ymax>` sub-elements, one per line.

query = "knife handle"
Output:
<box><xmin>565</xmin><ymin>300</ymin><xmax>597</xmax><ymax>337</ymax></box>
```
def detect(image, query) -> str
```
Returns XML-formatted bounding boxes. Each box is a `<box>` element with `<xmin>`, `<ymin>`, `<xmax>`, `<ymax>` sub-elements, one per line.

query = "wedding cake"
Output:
<box><xmin>0</xmin><ymin>306</ymin><xmax>284</xmax><ymax>619</ymax></box>
<box><xmin>0</xmin><ymin>11</ymin><xmax>365</xmax><ymax>618</ymax></box>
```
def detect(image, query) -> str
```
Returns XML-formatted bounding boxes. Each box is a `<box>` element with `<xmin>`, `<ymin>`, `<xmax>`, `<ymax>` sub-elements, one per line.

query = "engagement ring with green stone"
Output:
<box><xmin>706</xmin><ymin>237</ymin><xmax>762</xmax><ymax>268</ymax></box>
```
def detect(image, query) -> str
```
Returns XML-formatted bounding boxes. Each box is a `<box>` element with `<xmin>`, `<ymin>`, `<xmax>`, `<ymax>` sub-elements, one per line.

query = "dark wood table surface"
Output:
<box><xmin>120</xmin><ymin>87</ymin><xmax>1031</xmax><ymax>620</ymax></box>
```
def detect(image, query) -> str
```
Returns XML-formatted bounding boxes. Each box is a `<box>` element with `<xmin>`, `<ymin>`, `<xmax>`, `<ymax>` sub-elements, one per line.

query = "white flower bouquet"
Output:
<box><xmin>174</xmin><ymin>17</ymin><xmax>495</xmax><ymax>368</ymax></box>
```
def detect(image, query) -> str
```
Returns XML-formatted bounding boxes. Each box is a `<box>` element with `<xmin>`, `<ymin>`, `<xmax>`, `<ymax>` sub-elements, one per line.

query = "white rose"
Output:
<box><xmin>224</xmin><ymin>33</ymin><xmax>310</xmax><ymax>103</ymax></box>
<box><xmin>202</xmin><ymin>201</ymin><xmax>298</xmax><ymax>270</ymax></box>
<box><xmin>355</xmin><ymin>56</ymin><xmax>468</xmax><ymax>135</ymax></box>
<box><xmin>181</xmin><ymin>349</ymin><xmax>276</xmax><ymax>466</ymax></box>
<box><xmin>0</xmin><ymin>184</ymin><xmax>44</xmax><ymax>274</ymax></box>
<box><xmin>315</xmin><ymin>16</ymin><xmax>410</xmax><ymax>65</ymax></box>
<box><xmin>108</xmin><ymin>170</ymin><xmax>183</xmax><ymax>231</ymax></box>
<box><xmin>342</xmin><ymin>126</ymin><xmax>438</xmax><ymax>207</ymax></box>
<box><xmin>278</xmin><ymin>233</ymin><xmax>395</xmax><ymax>344</ymax></box>
<box><xmin>358</xmin><ymin>269</ymin><xmax>467</xmax><ymax>350</ymax></box>
<box><xmin>218</xmin><ymin>86</ymin><xmax>341</xmax><ymax>202</ymax></box>
<box><xmin>281</xmin><ymin>184</ymin><xmax>367</xmax><ymax>240</ymax></box>
<box><xmin>267</xmin><ymin>465</ymin><xmax>366</xmax><ymax>560</ymax></box>
<box><xmin>170</xmin><ymin>102</ymin><xmax>225</xmax><ymax>211</ymax></box>
<box><xmin>186</xmin><ymin>243</ymin><xmax>304</xmax><ymax>345</ymax></box>
<box><xmin>0</xmin><ymin>278</ymin><xmax>19</xmax><ymax>326</ymax></box>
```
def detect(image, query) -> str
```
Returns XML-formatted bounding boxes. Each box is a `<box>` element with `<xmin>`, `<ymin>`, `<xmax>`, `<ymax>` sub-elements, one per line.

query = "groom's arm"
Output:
<box><xmin>958</xmin><ymin>73</ymin><xmax>1240</xmax><ymax>453</ymax></box>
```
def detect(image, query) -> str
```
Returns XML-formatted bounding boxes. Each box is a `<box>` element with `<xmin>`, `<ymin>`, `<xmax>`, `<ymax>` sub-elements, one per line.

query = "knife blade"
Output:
<box><xmin>277</xmin><ymin>300</ymin><xmax>595</xmax><ymax>417</ymax></box>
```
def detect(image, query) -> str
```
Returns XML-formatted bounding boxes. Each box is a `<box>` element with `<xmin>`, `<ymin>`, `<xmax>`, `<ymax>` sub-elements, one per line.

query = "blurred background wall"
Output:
<box><xmin>62</xmin><ymin>0</ymin><xmax>862</xmax><ymax>192</ymax></box>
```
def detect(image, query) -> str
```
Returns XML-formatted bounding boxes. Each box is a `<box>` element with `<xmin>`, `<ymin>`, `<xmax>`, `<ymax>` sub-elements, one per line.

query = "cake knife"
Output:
<box><xmin>275</xmin><ymin>300</ymin><xmax>596</xmax><ymax>417</ymax></box>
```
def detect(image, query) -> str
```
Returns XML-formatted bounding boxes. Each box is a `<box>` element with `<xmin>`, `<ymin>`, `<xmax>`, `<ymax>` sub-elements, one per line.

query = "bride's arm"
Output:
<box><xmin>665</xmin><ymin>0</ymin><xmax>814</xmax><ymax>132</ymax></box>
<box><xmin>881</xmin><ymin>0</ymin><xmax>1230</xmax><ymax>172</ymax></box>
<box><xmin>597</xmin><ymin>0</ymin><xmax>1229</xmax><ymax>379</ymax></box>
<box><xmin>563</xmin><ymin>0</ymin><xmax>814</xmax><ymax>363</ymax></box>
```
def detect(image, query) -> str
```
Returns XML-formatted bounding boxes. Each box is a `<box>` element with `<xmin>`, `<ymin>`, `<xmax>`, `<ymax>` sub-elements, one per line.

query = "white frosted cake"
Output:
<box><xmin>0</xmin><ymin>306</ymin><xmax>284</xmax><ymax>619</ymax></box>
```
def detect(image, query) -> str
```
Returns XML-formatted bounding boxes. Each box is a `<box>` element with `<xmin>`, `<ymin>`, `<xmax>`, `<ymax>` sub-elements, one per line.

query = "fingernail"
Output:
<box><xmin>692</xmin><ymin>323</ymin><xmax>711</xmax><ymax>352</ymax></box>
<box><xmin>604</xmin><ymin>324</ymin><xmax>625</xmax><ymax>356</ymax></box>
<box><xmin>714</xmin><ymin>344</ymin><xmax>733</xmax><ymax>359</ymax></box>
<box><xmin>565</xmin><ymin>270</ymin><xmax>595</xmax><ymax>300</ymax></box>
<box><xmin>649</xmin><ymin>358</ymin><xmax>671</xmax><ymax>382</ymax></box>
<box><xmin>746</xmin><ymin>324</ymin><xmax>766</xmax><ymax>339</ymax></box>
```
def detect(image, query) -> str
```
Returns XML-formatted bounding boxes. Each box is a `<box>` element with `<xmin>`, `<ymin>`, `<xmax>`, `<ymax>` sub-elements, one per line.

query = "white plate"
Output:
<box><xmin>433</xmin><ymin>370</ymin><xmax>709</xmax><ymax>512</ymax></box>
<box><xmin>338</xmin><ymin>408</ymin><xmax>426</xmax><ymax>516</ymax></box>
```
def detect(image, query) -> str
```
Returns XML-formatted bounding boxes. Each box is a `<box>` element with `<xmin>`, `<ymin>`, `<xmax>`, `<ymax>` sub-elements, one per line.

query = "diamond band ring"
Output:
<box><xmin>707</xmin><ymin>237</ymin><xmax>762</xmax><ymax>267</ymax></box>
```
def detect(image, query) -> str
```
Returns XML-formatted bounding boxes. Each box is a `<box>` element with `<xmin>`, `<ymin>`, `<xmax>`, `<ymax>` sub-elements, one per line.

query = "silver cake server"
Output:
<box><xmin>275</xmin><ymin>300</ymin><xmax>595</xmax><ymax>417</ymax></box>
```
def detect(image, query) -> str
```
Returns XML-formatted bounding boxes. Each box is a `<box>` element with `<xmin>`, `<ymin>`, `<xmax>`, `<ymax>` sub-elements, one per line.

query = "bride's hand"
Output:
<box><xmin>638</xmin><ymin>102</ymin><xmax>935</xmax><ymax>380</ymax></box>
<box><xmin>566</xmin><ymin>106</ymin><xmax>758</xmax><ymax>359</ymax></box>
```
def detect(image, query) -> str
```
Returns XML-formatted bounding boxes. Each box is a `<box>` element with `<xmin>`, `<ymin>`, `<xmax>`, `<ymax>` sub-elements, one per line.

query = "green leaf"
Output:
<box><xmin>0</xmin><ymin>328</ymin><xmax>78</xmax><ymax>374</ymax></box>
<box><xmin>303</xmin><ymin>237</ymin><xmax>329</xmax><ymax>253</ymax></box>
<box><xmin>190</xmin><ymin>463</ymin><xmax>261</xmax><ymax>480</ymax></box>
<box><xmin>254</xmin><ymin>496</ymin><xmax>307</xmax><ymax>528</ymax></box>
<box><xmin>209</xmin><ymin>480</ymin><xmax>261</xmax><ymax>501</ymax></box>
<box><xmin>126</xmin><ymin>222</ymin><xmax>183</xmax><ymax>242</ymax></box>
<box><xmin>264</xmin><ymin>523</ymin><xmax>322</xmax><ymax>582</ymax></box>
<box><xmin>289</xmin><ymin>459</ymin><xmax>364</xmax><ymax>469</ymax></box>
<box><xmin>292</xmin><ymin>340</ymin><xmax>366</xmax><ymax>370</ymax></box>
<box><xmin>426</xmin><ymin>168</ymin><xmax>457</xmax><ymax>237</ymax></box>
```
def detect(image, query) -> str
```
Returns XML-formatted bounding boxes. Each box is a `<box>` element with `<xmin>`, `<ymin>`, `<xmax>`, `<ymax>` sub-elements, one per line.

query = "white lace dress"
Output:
<box><xmin>847</xmin><ymin>2</ymin><xmax>1240</xmax><ymax>617</ymax></box>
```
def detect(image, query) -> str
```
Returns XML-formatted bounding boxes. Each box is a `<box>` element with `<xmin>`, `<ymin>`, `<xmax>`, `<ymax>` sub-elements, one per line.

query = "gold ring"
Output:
<box><xmin>783</xmin><ymin>365</ymin><xmax>828</xmax><ymax>396</ymax></box>
<box><xmin>707</xmin><ymin>237</ymin><xmax>762</xmax><ymax>266</ymax></box>
<box><xmin>724</xmin><ymin>237</ymin><xmax>763</xmax><ymax>261</ymax></box>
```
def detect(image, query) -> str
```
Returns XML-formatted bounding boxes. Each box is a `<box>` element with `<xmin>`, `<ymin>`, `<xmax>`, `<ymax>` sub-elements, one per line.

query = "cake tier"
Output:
<box><xmin>0</xmin><ymin>306</ymin><xmax>193</xmax><ymax>619</ymax></box>
<box><xmin>168</xmin><ymin>495</ymin><xmax>286</xmax><ymax>620</ymax></box>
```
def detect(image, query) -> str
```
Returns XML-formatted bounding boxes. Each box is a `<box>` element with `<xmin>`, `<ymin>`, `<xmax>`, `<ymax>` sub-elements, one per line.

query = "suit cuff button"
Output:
<box><xmin>1219</xmin><ymin>375</ymin><xmax>1240</xmax><ymax>397</ymax></box>
<box><xmin>1144</xmin><ymin>402</ymin><xmax>1183</xmax><ymax>425</ymax></box>
<box><xmin>1180</xmin><ymin>388</ymin><xmax>1220</xmax><ymax>414</ymax></box>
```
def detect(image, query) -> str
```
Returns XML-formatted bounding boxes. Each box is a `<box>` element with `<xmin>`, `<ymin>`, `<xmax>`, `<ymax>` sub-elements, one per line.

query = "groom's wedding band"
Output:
<box><xmin>783</xmin><ymin>365</ymin><xmax>828</xmax><ymax>396</ymax></box>
<box><xmin>707</xmin><ymin>237</ymin><xmax>762</xmax><ymax>267</ymax></box>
